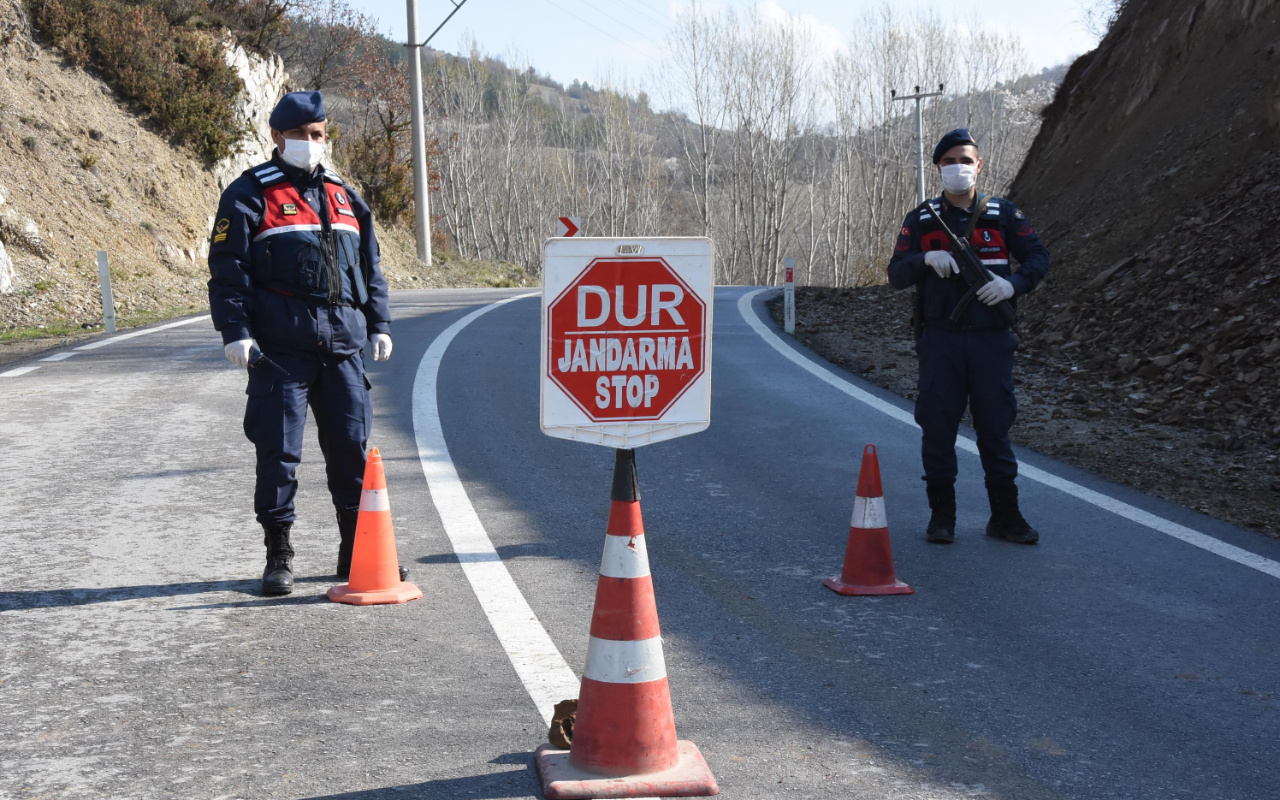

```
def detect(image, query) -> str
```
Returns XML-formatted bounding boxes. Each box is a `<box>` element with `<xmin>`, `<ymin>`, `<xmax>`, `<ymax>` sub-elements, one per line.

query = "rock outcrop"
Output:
<box><xmin>213</xmin><ymin>40</ymin><xmax>289</xmax><ymax>190</ymax></box>
<box><xmin>1008</xmin><ymin>0</ymin><xmax>1280</xmax><ymax>443</ymax></box>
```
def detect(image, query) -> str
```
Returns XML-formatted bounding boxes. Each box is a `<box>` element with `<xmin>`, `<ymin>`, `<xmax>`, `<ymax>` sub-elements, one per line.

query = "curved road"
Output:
<box><xmin>2</xmin><ymin>287</ymin><xmax>1277</xmax><ymax>800</ymax></box>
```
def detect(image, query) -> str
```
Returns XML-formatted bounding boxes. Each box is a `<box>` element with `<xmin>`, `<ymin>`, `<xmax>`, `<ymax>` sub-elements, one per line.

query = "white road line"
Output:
<box><xmin>40</xmin><ymin>352</ymin><xmax>76</xmax><ymax>362</ymax></box>
<box><xmin>738</xmin><ymin>288</ymin><xmax>1280</xmax><ymax>581</ymax></box>
<box><xmin>73</xmin><ymin>315</ymin><xmax>211</xmax><ymax>351</ymax></box>
<box><xmin>412</xmin><ymin>294</ymin><xmax>580</xmax><ymax>726</ymax></box>
<box><xmin>1</xmin><ymin>365</ymin><xmax>40</xmax><ymax>378</ymax></box>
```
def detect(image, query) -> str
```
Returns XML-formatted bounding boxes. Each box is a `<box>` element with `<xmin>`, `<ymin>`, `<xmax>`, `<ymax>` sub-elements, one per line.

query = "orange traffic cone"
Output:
<box><xmin>535</xmin><ymin>449</ymin><xmax>719</xmax><ymax>799</ymax></box>
<box><xmin>327</xmin><ymin>448</ymin><xmax>422</xmax><ymax>606</ymax></box>
<box><xmin>823</xmin><ymin>444</ymin><xmax>913</xmax><ymax>596</ymax></box>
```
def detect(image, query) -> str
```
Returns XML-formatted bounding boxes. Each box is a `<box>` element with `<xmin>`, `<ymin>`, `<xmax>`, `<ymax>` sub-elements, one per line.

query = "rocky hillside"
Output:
<box><xmin>0</xmin><ymin>0</ymin><xmax>232</xmax><ymax>330</ymax></box>
<box><xmin>0</xmin><ymin>0</ymin><xmax>499</xmax><ymax>344</ymax></box>
<box><xmin>1008</xmin><ymin>0</ymin><xmax>1280</xmax><ymax>445</ymax></box>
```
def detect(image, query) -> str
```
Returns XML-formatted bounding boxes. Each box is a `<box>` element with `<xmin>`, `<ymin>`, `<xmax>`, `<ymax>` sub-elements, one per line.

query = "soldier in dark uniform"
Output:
<box><xmin>208</xmin><ymin>91</ymin><xmax>396</xmax><ymax>594</ymax></box>
<box><xmin>887</xmin><ymin>129</ymin><xmax>1050</xmax><ymax>545</ymax></box>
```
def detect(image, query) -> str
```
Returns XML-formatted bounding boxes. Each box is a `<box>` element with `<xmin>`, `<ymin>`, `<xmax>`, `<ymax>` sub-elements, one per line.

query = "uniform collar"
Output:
<box><xmin>939</xmin><ymin>192</ymin><xmax>977</xmax><ymax>213</ymax></box>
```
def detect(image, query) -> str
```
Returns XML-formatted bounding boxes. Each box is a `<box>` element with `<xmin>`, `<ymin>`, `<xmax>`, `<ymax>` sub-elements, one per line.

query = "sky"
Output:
<box><xmin>359</xmin><ymin>0</ymin><xmax>1104</xmax><ymax>96</ymax></box>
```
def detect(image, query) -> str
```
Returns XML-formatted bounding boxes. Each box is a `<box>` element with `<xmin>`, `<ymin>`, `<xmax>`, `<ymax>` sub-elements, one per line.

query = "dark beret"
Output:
<box><xmin>932</xmin><ymin>128</ymin><xmax>978</xmax><ymax>164</ymax></box>
<box><xmin>269</xmin><ymin>91</ymin><xmax>326</xmax><ymax>132</ymax></box>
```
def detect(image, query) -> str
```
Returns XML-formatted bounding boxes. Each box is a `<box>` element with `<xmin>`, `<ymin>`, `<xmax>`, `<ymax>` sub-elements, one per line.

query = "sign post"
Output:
<box><xmin>96</xmin><ymin>250</ymin><xmax>116</xmax><ymax>334</ymax></box>
<box><xmin>536</xmin><ymin>235</ymin><xmax>719</xmax><ymax>798</ymax></box>
<box><xmin>784</xmin><ymin>256</ymin><xmax>795</xmax><ymax>335</ymax></box>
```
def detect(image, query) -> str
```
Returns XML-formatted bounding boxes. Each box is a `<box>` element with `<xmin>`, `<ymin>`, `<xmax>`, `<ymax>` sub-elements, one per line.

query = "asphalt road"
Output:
<box><xmin>2</xmin><ymin>287</ymin><xmax>1278</xmax><ymax>800</ymax></box>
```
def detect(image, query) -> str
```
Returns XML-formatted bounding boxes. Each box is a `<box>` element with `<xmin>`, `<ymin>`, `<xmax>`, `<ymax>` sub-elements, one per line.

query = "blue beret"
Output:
<box><xmin>269</xmin><ymin>91</ymin><xmax>326</xmax><ymax>132</ymax></box>
<box><xmin>932</xmin><ymin>128</ymin><xmax>977</xmax><ymax>164</ymax></box>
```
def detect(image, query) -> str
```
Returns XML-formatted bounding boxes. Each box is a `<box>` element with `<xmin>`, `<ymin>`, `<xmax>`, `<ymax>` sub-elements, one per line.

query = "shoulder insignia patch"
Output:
<box><xmin>334</xmin><ymin>191</ymin><xmax>347</xmax><ymax>206</ymax></box>
<box><xmin>282</xmin><ymin>203</ymin><xmax>298</xmax><ymax>216</ymax></box>
<box><xmin>1015</xmin><ymin>209</ymin><xmax>1025</xmax><ymax>219</ymax></box>
<box><xmin>901</xmin><ymin>226</ymin><xmax>910</xmax><ymax>236</ymax></box>
<box><xmin>215</xmin><ymin>218</ymin><xmax>230</xmax><ymax>233</ymax></box>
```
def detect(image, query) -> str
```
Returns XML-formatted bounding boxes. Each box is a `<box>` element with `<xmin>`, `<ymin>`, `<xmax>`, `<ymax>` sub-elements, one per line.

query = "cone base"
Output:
<box><xmin>823</xmin><ymin>575</ymin><xmax>913</xmax><ymax>596</ymax></box>
<box><xmin>327</xmin><ymin>581</ymin><xmax>423</xmax><ymax>605</ymax></box>
<box><xmin>535</xmin><ymin>740</ymin><xmax>719</xmax><ymax>799</ymax></box>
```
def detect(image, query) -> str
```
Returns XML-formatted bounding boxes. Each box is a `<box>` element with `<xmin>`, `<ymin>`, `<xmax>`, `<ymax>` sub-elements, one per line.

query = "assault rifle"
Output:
<box><xmin>919</xmin><ymin>201</ymin><xmax>1019</xmax><ymax>334</ymax></box>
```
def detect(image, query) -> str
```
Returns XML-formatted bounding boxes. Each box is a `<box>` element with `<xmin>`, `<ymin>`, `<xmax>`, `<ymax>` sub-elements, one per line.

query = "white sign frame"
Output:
<box><xmin>540</xmin><ymin>237</ymin><xmax>714</xmax><ymax>449</ymax></box>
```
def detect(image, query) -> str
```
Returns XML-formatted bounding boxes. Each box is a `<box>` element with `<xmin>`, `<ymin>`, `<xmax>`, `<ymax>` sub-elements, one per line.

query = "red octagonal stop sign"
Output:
<box><xmin>546</xmin><ymin>257</ymin><xmax>706</xmax><ymax>421</ymax></box>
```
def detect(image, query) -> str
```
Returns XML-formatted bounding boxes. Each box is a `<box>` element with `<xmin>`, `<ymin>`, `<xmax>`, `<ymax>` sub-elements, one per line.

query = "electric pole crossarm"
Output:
<box><xmin>419</xmin><ymin>0</ymin><xmax>468</xmax><ymax>49</ymax></box>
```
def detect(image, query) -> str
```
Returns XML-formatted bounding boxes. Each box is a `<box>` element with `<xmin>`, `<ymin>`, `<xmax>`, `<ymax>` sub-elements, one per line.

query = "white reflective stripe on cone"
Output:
<box><xmin>360</xmin><ymin>488</ymin><xmax>391</xmax><ymax>512</ymax></box>
<box><xmin>599</xmin><ymin>533</ymin><xmax>651</xmax><ymax>579</ymax></box>
<box><xmin>582</xmin><ymin>636</ymin><xmax>668</xmax><ymax>684</ymax></box>
<box><xmin>851</xmin><ymin>495</ymin><xmax>888</xmax><ymax>529</ymax></box>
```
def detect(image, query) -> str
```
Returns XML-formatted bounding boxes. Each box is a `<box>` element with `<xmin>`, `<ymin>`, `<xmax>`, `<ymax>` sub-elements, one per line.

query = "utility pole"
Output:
<box><xmin>405</xmin><ymin>0</ymin><xmax>469</xmax><ymax>266</ymax></box>
<box><xmin>891</xmin><ymin>84</ymin><xmax>944</xmax><ymax>204</ymax></box>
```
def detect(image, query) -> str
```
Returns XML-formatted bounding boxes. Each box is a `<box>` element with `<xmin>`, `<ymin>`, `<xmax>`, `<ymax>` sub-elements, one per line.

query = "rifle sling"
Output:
<box><xmin>949</xmin><ymin>193</ymin><xmax>989</xmax><ymax>326</ymax></box>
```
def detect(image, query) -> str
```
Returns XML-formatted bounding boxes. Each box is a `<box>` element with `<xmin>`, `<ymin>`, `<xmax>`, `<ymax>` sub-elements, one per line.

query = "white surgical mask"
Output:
<box><xmin>940</xmin><ymin>163</ymin><xmax>977</xmax><ymax>194</ymax></box>
<box><xmin>280</xmin><ymin>137</ymin><xmax>326</xmax><ymax>172</ymax></box>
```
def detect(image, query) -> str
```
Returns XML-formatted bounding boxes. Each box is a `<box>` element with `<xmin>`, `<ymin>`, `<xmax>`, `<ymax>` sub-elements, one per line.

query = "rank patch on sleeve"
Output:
<box><xmin>282</xmin><ymin>203</ymin><xmax>298</xmax><ymax>216</ymax></box>
<box><xmin>215</xmin><ymin>218</ymin><xmax>230</xmax><ymax>233</ymax></box>
<box><xmin>213</xmin><ymin>233</ymin><xmax>227</xmax><ymax>243</ymax></box>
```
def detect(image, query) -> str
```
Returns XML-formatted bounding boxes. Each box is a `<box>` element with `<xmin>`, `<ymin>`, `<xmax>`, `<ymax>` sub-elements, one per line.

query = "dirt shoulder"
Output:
<box><xmin>769</xmin><ymin>286</ymin><xmax>1280</xmax><ymax>539</ymax></box>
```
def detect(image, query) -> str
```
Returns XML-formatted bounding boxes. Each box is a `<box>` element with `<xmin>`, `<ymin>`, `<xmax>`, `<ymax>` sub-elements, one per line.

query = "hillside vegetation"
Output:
<box><xmin>0</xmin><ymin>0</ymin><xmax>523</xmax><ymax>348</ymax></box>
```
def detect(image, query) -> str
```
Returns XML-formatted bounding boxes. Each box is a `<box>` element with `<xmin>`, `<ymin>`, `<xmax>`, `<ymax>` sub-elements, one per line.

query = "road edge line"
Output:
<box><xmin>411</xmin><ymin>293</ymin><xmax>580</xmax><ymax>726</ymax></box>
<box><xmin>737</xmin><ymin>288</ymin><xmax>1280</xmax><ymax>581</ymax></box>
<box><xmin>73</xmin><ymin>314</ymin><xmax>212</xmax><ymax>351</ymax></box>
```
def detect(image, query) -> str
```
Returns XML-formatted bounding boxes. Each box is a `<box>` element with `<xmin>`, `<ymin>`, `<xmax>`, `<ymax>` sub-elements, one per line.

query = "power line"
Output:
<box><xmin>580</xmin><ymin>1</ymin><xmax>670</xmax><ymax>55</ymax></box>
<box><xmin>612</xmin><ymin>0</ymin><xmax>675</xmax><ymax>34</ymax></box>
<box><xmin>537</xmin><ymin>0</ymin><xmax>660</xmax><ymax>62</ymax></box>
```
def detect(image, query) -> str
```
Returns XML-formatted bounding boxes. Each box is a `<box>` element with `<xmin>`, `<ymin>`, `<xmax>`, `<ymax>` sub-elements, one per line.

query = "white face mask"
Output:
<box><xmin>279</xmin><ymin>136</ymin><xmax>325</xmax><ymax>172</ymax></box>
<box><xmin>940</xmin><ymin>163</ymin><xmax>977</xmax><ymax>194</ymax></box>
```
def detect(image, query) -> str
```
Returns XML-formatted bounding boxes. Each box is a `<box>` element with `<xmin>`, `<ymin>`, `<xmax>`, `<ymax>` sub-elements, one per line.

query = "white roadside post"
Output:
<box><xmin>96</xmin><ymin>250</ymin><xmax>116</xmax><ymax>334</ymax></box>
<box><xmin>784</xmin><ymin>256</ymin><xmax>795</xmax><ymax>335</ymax></box>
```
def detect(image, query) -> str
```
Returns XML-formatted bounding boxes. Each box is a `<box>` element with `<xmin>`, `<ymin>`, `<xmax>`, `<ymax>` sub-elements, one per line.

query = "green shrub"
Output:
<box><xmin>27</xmin><ymin>0</ymin><xmax>247</xmax><ymax>162</ymax></box>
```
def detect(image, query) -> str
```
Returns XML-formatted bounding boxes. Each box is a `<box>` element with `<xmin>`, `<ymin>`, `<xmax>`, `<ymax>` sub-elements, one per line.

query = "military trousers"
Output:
<box><xmin>243</xmin><ymin>349</ymin><xmax>372</xmax><ymax>525</ymax></box>
<box><xmin>913</xmin><ymin>326</ymin><xmax>1019</xmax><ymax>484</ymax></box>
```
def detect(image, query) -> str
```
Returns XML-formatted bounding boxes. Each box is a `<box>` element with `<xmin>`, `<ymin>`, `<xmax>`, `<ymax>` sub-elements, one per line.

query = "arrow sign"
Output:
<box><xmin>557</xmin><ymin>216</ymin><xmax>581</xmax><ymax>237</ymax></box>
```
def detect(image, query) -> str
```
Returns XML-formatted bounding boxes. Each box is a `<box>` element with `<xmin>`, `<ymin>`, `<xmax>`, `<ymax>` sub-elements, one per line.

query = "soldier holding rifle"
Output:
<box><xmin>887</xmin><ymin>128</ymin><xmax>1050</xmax><ymax>545</ymax></box>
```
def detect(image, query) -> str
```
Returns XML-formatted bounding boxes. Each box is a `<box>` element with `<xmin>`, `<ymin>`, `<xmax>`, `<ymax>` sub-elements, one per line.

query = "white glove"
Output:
<box><xmin>371</xmin><ymin>333</ymin><xmax>393</xmax><ymax>361</ymax></box>
<box><xmin>976</xmin><ymin>274</ymin><xmax>1015</xmax><ymax>306</ymax></box>
<box><xmin>924</xmin><ymin>250</ymin><xmax>958</xmax><ymax>279</ymax></box>
<box><xmin>224</xmin><ymin>338</ymin><xmax>255</xmax><ymax>368</ymax></box>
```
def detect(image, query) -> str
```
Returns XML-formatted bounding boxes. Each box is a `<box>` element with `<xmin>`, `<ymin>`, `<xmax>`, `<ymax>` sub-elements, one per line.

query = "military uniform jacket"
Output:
<box><xmin>207</xmin><ymin>154</ymin><xmax>390</xmax><ymax>358</ymax></box>
<box><xmin>887</xmin><ymin>194</ymin><xmax>1050</xmax><ymax>331</ymax></box>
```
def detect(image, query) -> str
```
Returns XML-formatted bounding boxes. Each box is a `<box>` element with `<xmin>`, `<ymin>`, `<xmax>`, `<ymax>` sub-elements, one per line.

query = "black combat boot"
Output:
<box><xmin>336</xmin><ymin>508</ymin><xmax>358</xmax><ymax>580</ymax></box>
<box><xmin>925</xmin><ymin>481</ymin><xmax>956</xmax><ymax>543</ymax></box>
<box><xmin>985</xmin><ymin>478</ymin><xmax>1039</xmax><ymax>544</ymax></box>
<box><xmin>262</xmin><ymin>521</ymin><xmax>295</xmax><ymax>595</ymax></box>
<box><xmin>335</xmin><ymin>508</ymin><xmax>409</xmax><ymax>582</ymax></box>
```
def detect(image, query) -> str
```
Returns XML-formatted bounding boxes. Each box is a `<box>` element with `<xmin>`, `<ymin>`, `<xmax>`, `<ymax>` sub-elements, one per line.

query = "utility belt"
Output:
<box><xmin>257</xmin><ymin>284</ymin><xmax>361</xmax><ymax>309</ymax></box>
<box><xmin>920</xmin><ymin>315</ymin><xmax>1008</xmax><ymax>334</ymax></box>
